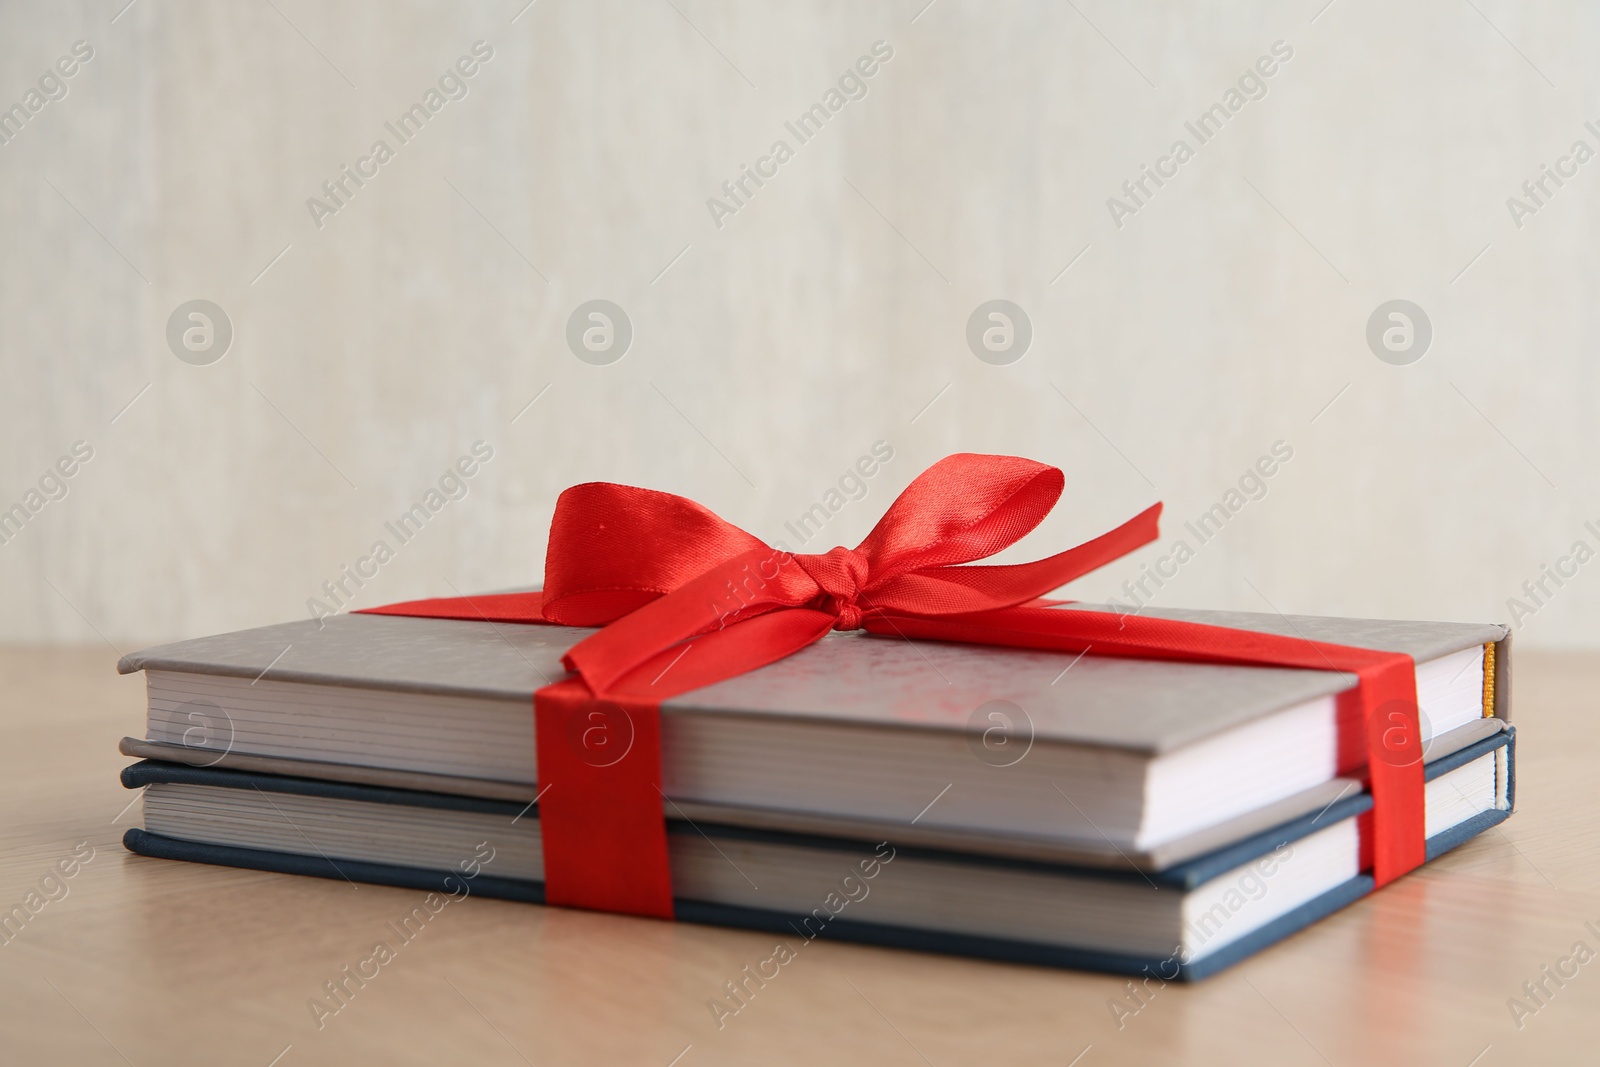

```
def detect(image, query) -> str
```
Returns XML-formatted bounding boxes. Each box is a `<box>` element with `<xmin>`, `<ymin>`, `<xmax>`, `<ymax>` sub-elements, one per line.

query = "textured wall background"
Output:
<box><xmin>1</xmin><ymin>0</ymin><xmax>1595</xmax><ymax>648</ymax></box>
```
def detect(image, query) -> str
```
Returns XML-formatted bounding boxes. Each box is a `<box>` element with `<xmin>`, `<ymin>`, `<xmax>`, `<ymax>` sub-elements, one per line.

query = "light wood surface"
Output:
<box><xmin>1</xmin><ymin>646</ymin><xmax>1594</xmax><ymax>1066</ymax></box>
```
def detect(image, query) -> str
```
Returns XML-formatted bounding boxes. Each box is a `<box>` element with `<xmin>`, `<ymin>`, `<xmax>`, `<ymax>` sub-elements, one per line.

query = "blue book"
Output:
<box><xmin>120</xmin><ymin>724</ymin><xmax>1512</xmax><ymax>980</ymax></box>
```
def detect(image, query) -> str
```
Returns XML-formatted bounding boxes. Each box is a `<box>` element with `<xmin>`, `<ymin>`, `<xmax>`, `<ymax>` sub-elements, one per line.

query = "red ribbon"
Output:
<box><xmin>362</xmin><ymin>453</ymin><xmax>1425</xmax><ymax>916</ymax></box>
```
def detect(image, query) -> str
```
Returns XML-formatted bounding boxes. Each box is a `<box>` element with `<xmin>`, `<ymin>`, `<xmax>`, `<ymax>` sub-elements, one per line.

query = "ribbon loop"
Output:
<box><xmin>541</xmin><ymin>482</ymin><xmax>766</xmax><ymax>627</ymax></box>
<box><xmin>852</xmin><ymin>454</ymin><xmax>1067</xmax><ymax>579</ymax></box>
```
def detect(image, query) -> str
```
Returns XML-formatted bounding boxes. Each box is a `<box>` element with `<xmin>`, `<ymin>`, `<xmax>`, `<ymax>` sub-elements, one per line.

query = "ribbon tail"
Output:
<box><xmin>606</xmin><ymin>608</ymin><xmax>839</xmax><ymax>702</ymax></box>
<box><xmin>865</xmin><ymin>503</ymin><xmax>1163</xmax><ymax>616</ymax></box>
<box><xmin>1008</xmin><ymin>501</ymin><xmax>1164</xmax><ymax>589</ymax></box>
<box><xmin>563</xmin><ymin>548</ymin><xmax>821</xmax><ymax>695</ymax></box>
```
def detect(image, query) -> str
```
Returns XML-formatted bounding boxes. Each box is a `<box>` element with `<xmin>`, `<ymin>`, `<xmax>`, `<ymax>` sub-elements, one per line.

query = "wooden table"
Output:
<box><xmin>1</xmin><ymin>646</ymin><xmax>1593</xmax><ymax>1066</ymax></box>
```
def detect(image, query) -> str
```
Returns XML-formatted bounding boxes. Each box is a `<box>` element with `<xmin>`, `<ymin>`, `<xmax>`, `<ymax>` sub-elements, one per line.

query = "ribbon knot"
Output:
<box><xmin>794</xmin><ymin>546</ymin><xmax>871</xmax><ymax>629</ymax></box>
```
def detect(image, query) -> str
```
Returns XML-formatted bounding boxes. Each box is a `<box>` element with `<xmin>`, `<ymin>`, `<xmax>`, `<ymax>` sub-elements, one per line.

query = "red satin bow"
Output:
<box><xmin>364</xmin><ymin>453</ymin><xmax>1426</xmax><ymax>917</ymax></box>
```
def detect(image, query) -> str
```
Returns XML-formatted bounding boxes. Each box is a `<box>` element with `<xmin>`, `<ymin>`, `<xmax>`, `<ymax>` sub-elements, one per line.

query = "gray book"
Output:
<box><xmin>118</xmin><ymin>604</ymin><xmax>1509</xmax><ymax>870</ymax></box>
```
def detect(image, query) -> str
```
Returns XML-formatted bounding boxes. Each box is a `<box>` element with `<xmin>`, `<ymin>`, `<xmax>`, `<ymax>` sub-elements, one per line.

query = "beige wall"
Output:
<box><xmin>2</xmin><ymin>1</ymin><xmax>1596</xmax><ymax>648</ymax></box>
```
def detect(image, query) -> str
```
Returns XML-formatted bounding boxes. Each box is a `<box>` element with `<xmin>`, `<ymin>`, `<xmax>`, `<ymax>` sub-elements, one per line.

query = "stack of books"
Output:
<box><xmin>117</xmin><ymin>602</ymin><xmax>1514</xmax><ymax>979</ymax></box>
